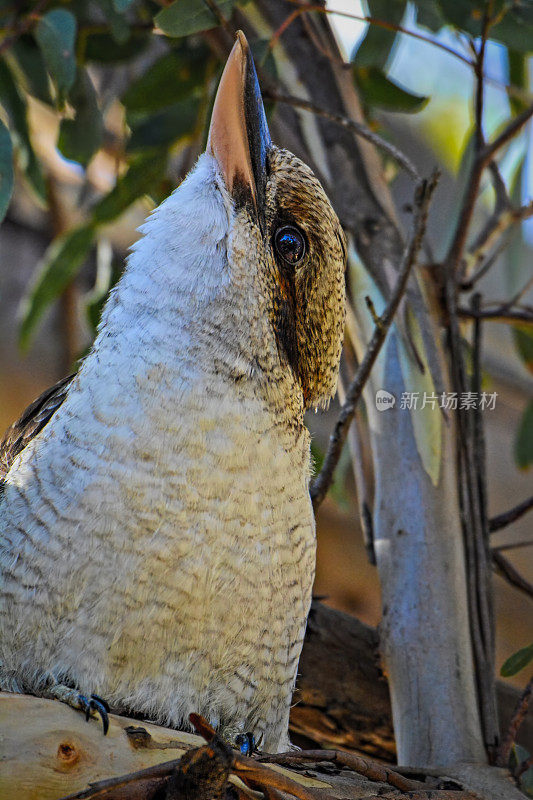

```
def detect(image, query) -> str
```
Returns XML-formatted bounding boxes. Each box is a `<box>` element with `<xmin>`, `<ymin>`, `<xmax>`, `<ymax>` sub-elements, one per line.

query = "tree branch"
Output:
<box><xmin>497</xmin><ymin>677</ymin><xmax>533</xmax><ymax>767</ymax></box>
<box><xmin>460</xmin><ymin>201</ymin><xmax>533</xmax><ymax>289</ymax></box>
<box><xmin>482</xmin><ymin>102</ymin><xmax>533</xmax><ymax>165</ymax></box>
<box><xmin>492</xmin><ymin>550</ymin><xmax>533</xmax><ymax>600</ymax></box>
<box><xmin>458</xmin><ymin>307</ymin><xmax>533</xmax><ymax>326</ymax></box>
<box><xmin>489</xmin><ymin>495</ymin><xmax>533</xmax><ymax>533</ymax></box>
<box><xmin>262</xmin><ymin>90</ymin><xmax>420</xmax><ymax>180</ymax></box>
<box><xmin>310</xmin><ymin>171</ymin><xmax>439</xmax><ymax>510</ymax></box>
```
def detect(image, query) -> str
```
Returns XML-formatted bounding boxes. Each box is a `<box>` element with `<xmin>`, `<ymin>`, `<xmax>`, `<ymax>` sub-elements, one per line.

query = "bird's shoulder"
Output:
<box><xmin>0</xmin><ymin>373</ymin><xmax>75</xmax><ymax>481</ymax></box>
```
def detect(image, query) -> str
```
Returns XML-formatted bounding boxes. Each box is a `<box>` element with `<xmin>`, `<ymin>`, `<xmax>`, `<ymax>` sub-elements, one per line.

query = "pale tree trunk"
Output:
<box><xmin>216</xmin><ymin>5</ymin><xmax>525</xmax><ymax>797</ymax></box>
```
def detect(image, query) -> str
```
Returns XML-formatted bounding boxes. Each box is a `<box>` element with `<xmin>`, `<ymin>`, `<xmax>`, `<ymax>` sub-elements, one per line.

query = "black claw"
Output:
<box><xmin>78</xmin><ymin>693</ymin><xmax>110</xmax><ymax>735</ymax></box>
<box><xmin>235</xmin><ymin>731</ymin><xmax>256</xmax><ymax>756</ymax></box>
<box><xmin>91</xmin><ymin>693</ymin><xmax>110</xmax><ymax>713</ymax></box>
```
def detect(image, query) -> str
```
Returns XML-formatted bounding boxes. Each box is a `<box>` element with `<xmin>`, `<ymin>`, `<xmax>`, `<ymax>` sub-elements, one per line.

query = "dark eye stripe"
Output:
<box><xmin>274</xmin><ymin>226</ymin><xmax>306</xmax><ymax>266</ymax></box>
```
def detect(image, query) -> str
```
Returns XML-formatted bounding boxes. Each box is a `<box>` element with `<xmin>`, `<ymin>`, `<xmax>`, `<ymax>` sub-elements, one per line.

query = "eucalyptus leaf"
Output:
<box><xmin>85</xmin><ymin>31</ymin><xmax>150</xmax><ymax>62</ymax></box>
<box><xmin>0</xmin><ymin>58</ymin><xmax>46</xmax><ymax>202</ymax></box>
<box><xmin>127</xmin><ymin>97</ymin><xmax>200</xmax><ymax>151</ymax></box>
<box><xmin>35</xmin><ymin>9</ymin><xmax>77</xmax><ymax>97</ymax></box>
<box><xmin>513</xmin><ymin>327</ymin><xmax>533</xmax><ymax>374</ymax></box>
<box><xmin>58</xmin><ymin>68</ymin><xmax>103</xmax><ymax>167</ymax></box>
<box><xmin>155</xmin><ymin>0</ymin><xmax>235</xmax><ymax>38</ymax></box>
<box><xmin>500</xmin><ymin>642</ymin><xmax>533</xmax><ymax>676</ymax></box>
<box><xmin>413</xmin><ymin>0</ymin><xmax>446</xmax><ymax>32</ymax></box>
<box><xmin>436</xmin><ymin>0</ymin><xmax>485</xmax><ymax>35</ymax></box>
<box><xmin>491</xmin><ymin>13</ymin><xmax>533</xmax><ymax>54</ymax></box>
<box><xmin>351</xmin><ymin>0</ymin><xmax>406</xmax><ymax>69</ymax></box>
<box><xmin>354</xmin><ymin>67</ymin><xmax>429</xmax><ymax>113</ymax></box>
<box><xmin>19</xmin><ymin>224</ymin><xmax>96</xmax><ymax>351</ymax></box>
<box><xmin>0</xmin><ymin>118</ymin><xmax>14</xmax><ymax>223</ymax></box>
<box><xmin>92</xmin><ymin>152</ymin><xmax>169</xmax><ymax>223</ymax></box>
<box><xmin>12</xmin><ymin>35</ymin><xmax>53</xmax><ymax>106</ymax></box>
<box><xmin>122</xmin><ymin>42</ymin><xmax>209</xmax><ymax>114</ymax></box>
<box><xmin>515</xmin><ymin>401</ymin><xmax>533</xmax><ymax>470</ymax></box>
<box><xmin>507</xmin><ymin>50</ymin><xmax>529</xmax><ymax>115</ymax></box>
<box><xmin>95</xmin><ymin>0</ymin><xmax>131</xmax><ymax>43</ymax></box>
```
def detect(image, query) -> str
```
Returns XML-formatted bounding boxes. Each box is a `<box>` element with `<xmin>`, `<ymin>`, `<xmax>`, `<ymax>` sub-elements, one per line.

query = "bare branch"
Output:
<box><xmin>482</xmin><ymin>102</ymin><xmax>533</xmax><ymax>164</ymax></box>
<box><xmin>490</xmin><ymin>495</ymin><xmax>533</xmax><ymax>533</ymax></box>
<box><xmin>263</xmin><ymin>90</ymin><xmax>420</xmax><ymax>180</ymax></box>
<box><xmin>310</xmin><ymin>170</ymin><xmax>440</xmax><ymax>510</ymax></box>
<box><xmin>461</xmin><ymin>201</ymin><xmax>533</xmax><ymax>288</ymax></box>
<box><xmin>258</xmin><ymin>751</ymin><xmax>428</xmax><ymax>793</ymax></box>
<box><xmin>0</xmin><ymin>0</ymin><xmax>49</xmax><ymax>56</ymax></box>
<box><xmin>492</xmin><ymin>540</ymin><xmax>533</xmax><ymax>552</ymax></box>
<box><xmin>492</xmin><ymin>550</ymin><xmax>533</xmax><ymax>600</ymax></box>
<box><xmin>497</xmin><ymin>677</ymin><xmax>533</xmax><ymax>767</ymax></box>
<box><xmin>458</xmin><ymin>307</ymin><xmax>533</xmax><ymax>327</ymax></box>
<box><xmin>280</xmin><ymin>1</ymin><xmax>475</xmax><ymax>68</ymax></box>
<box><xmin>517</xmin><ymin>753</ymin><xmax>533</xmax><ymax>779</ymax></box>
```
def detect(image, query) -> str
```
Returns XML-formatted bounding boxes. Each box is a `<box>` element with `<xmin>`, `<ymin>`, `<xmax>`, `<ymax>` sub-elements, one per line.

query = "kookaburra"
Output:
<box><xmin>0</xmin><ymin>32</ymin><xmax>346</xmax><ymax>753</ymax></box>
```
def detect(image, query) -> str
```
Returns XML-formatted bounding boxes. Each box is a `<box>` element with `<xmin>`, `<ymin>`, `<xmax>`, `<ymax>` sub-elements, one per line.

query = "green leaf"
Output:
<box><xmin>513</xmin><ymin>327</ymin><xmax>533</xmax><ymax>374</ymax></box>
<box><xmin>515</xmin><ymin>401</ymin><xmax>533</xmax><ymax>470</ymax></box>
<box><xmin>500</xmin><ymin>643</ymin><xmax>533</xmax><ymax>677</ymax></box>
<box><xmin>58</xmin><ymin>68</ymin><xmax>103</xmax><ymax>167</ymax></box>
<box><xmin>35</xmin><ymin>9</ymin><xmax>77</xmax><ymax>97</ymax></box>
<box><xmin>127</xmin><ymin>97</ymin><xmax>200</xmax><ymax>151</ymax></box>
<box><xmin>507</xmin><ymin>50</ymin><xmax>529</xmax><ymax>115</ymax></box>
<box><xmin>122</xmin><ymin>41</ymin><xmax>209</xmax><ymax>114</ymax></box>
<box><xmin>155</xmin><ymin>0</ymin><xmax>235</xmax><ymax>38</ymax></box>
<box><xmin>0</xmin><ymin>58</ymin><xmax>46</xmax><ymax>202</ymax></box>
<box><xmin>92</xmin><ymin>152</ymin><xmax>168</xmax><ymax>223</ymax></box>
<box><xmin>95</xmin><ymin>0</ymin><xmax>130</xmax><ymax>44</ymax></box>
<box><xmin>491</xmin><ymin>13</ymin><xmax>533</xmax><ymax>54</ymax></box>
<box><xmin>250</xmin><ymin>38</ymin><xmax>278</xmax><ymax>81</ymax></box>
<box><xmin>351</xmin><ymin>0</ymin><xmax>406</xmax><ymax>69</ymax></box>
<box><xmin>436</xmin><ymin>0</ymin><xmax>485</xmax><ymax>36</ymax></box>
<box><xmin>354</xmin><ymin>67</ymin><xmax>429</xmax><ymax>113</ymax></box>
<box><xmin>85</xmin><ymin>31</ymin><xmax>150</xmax><ymax>62</ymax></box>
<box><xmin>20</xmin><ymin>224</ymin><xmax>96</xmax><ymax>350</ymax></box>
<box><xmin>413</xmin><ymin>0</ymin><xmax>446</xmax><ymax>32</ymax></box>
<box><xmin>11</xmin><ymin>35</ymin><xmax>53</xmax><ymax>106</ymax></box>
<box><xmin>0</xmin><ymin>119</ymin><xmax>14</xmax><ymax>223</ymax></box>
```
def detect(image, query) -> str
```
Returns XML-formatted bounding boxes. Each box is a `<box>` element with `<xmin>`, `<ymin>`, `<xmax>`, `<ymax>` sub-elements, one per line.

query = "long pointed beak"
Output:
<box><xmin>207</xmin><ymin>31</ymin><xmax>271</xmax><ymax>224</ymax></box>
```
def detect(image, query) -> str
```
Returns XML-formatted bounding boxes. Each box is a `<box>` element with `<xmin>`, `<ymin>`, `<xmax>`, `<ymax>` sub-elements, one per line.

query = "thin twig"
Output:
<box><xmin>492</xmin><ymin>539</ymin><xmax>533</xmax><ymax>552</ymax></box>
<box><xmin>257</xmin><ymin>750</ymin><xmax>427</xmax><ymax>793</ymax></box>
<box><xmin>310</xmin><ymin>170</ymin><xmax>440</xmax><ymax>509</ymax></box>
<box><xmin>483</xmin><ymin>102</ymin><xmax>533</xmax><ymax>165</ymax></box>
<box><xmin>517</xmin><ymin>753</ymin><xmax>533</xmax><ymax>779</ymax></box>
<box><xmin>278</xmin><ymin>1</ymin><xmax>475</xmax><ymax>68</ymax></box>
<box><xmin>497</xmin><ymin>677</ymin><xmax>533</xmax><ymax>766</ymax></box>
<box><xmin>0</xmin><ymin>0</ymin><xmax>48</xmax><ymax>55</ymax></box>
<box><xmin>489</xmin><ymin>495</ymin><xmax>533</xmax><ymax>533</ymax></box>
<box><xmin>189</xmin><ymin>715</ymin><xmax>319</xmax><ymax>800</ymax></box>
<box><xmin>492</xmin><ymin>550</ymin><xmax>533</xmax><ymax>600</ymax></box>
<box><xmin>458</xmin><ymin>307</ymin><xmax>533</xmax><ymax>326</ymax></box>
<box><xmin>263</xmin><ymin>90</ymin><xmax>420</xmax><ymax>180</ymax></box>
<box><xmin>460</xmin><ymin>202</ymin><xmax>533</xmax><ymax>288</ymax></box>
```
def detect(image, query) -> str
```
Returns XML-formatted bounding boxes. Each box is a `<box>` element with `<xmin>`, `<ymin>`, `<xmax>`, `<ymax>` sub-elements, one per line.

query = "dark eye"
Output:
<box><xmin>274</xmin><ymin>226</ymin><xmax>306</xmax><ymax>265</ymax></box>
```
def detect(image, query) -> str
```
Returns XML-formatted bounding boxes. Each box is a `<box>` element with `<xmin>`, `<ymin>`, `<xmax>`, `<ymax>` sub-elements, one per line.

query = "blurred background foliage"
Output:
<box><xmin>0</xmin><ymin>0</ymin><xmax>532</xmax><ymax>772</ymax></box>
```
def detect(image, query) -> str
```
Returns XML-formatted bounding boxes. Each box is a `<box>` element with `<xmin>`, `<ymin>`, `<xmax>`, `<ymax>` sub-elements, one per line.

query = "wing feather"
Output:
<box><xmin>0</xmin><ymin>374</ymin><xmax>75</xmax><ymax>482</ymax></box>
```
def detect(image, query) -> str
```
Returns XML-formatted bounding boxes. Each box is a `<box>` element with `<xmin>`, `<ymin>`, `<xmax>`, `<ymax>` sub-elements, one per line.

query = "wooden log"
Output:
<box><xmin>294</xmin><ymin>602</ymin><xmax>533</xmax><ymax>758</ymax></box>
<box><xmin>0</xmin><ymin>694</ymin><xmax>394</xmax><ymax>800</ymax></box>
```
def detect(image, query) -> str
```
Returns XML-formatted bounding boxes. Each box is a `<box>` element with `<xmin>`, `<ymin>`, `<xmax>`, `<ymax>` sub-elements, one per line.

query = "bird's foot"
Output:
<box><xmin>235</xmin><ymin>731</ymin><xmax>258</xmax><ymax>756</ymax></box>
<box><xmin>43</xmin><ymin>683</ymin><xmax>110</xmax><ymax>735</ymax></box>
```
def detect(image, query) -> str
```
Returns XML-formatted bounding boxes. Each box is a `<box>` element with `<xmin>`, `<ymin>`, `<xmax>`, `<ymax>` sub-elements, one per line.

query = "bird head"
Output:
<box><xmin>126</xmin><ymin>32</ymin><xmax>346</xmax><ymax>414</ymax></box>
<box><xmin>207</xmin><ymin>32</ymin><xmax>346</xmax><ymax>410</ymax></box>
